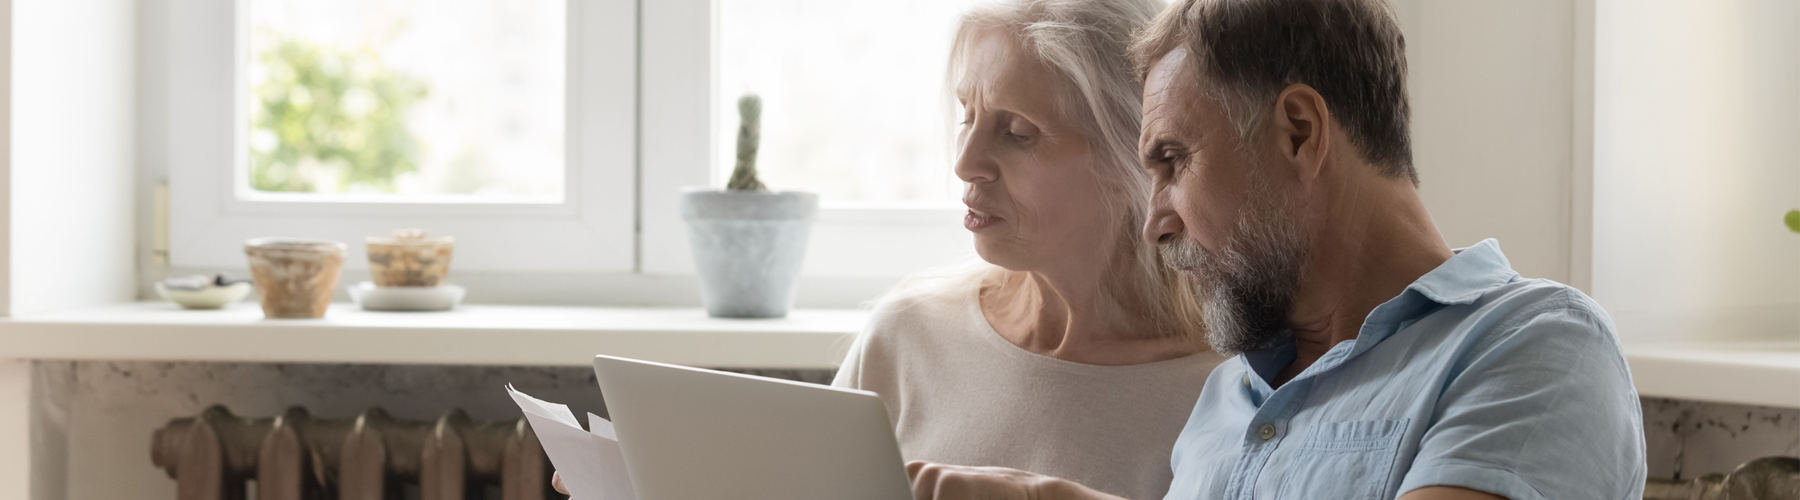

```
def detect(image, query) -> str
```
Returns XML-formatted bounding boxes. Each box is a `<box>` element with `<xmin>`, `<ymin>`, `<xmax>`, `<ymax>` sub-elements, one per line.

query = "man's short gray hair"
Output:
<box><xmin>1132</xmin><ymin>0</ymin><xmax>1417</xmax><ymax>185</ymax></box>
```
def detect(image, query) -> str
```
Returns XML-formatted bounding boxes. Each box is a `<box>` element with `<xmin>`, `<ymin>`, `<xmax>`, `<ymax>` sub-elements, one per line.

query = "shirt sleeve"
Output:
<box><xmin>1397</xmin><ymin>298</ymin><xmax>1647</xmax><ymax>500</ymax></box>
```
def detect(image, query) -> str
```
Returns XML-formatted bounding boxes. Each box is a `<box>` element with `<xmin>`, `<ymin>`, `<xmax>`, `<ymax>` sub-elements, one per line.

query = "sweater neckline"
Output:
<box><xmin>961</xmin><ymin>281</ymin><xmax>1223</xmax><ymax>376</ymax></box>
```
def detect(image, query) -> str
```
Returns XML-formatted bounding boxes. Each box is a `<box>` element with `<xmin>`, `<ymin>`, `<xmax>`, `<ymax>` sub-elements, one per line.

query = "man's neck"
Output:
<box><xmin>1274</xmin><ymin>175</ymin><xmax>1453</xmax><ymax>385</ymax></box>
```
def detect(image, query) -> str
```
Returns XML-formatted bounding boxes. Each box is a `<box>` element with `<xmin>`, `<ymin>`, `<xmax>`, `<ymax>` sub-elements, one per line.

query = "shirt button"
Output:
<box><xmin>1258</xmin><ymin>424</ymin><xmax>1278</xmax><ymax>441</ymax></box>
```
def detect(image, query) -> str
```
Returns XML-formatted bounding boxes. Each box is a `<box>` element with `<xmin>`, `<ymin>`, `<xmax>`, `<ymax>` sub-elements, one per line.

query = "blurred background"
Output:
<box><xmin>0</xmin><ymin>0</ymin><xmax>1793</xmax><ymax>499</ymax></box>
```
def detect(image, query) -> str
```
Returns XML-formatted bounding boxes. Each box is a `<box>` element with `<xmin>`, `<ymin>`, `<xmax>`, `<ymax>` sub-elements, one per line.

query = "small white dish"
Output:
<box><xmin>155</xmin><ymin>281</ymin><xmax>253</xmax><ymax>310</ymax></box>
<box><xmin>348</xmin><ymin>281</ymin><xmax>466</xmax><ymax>311</ymax></box>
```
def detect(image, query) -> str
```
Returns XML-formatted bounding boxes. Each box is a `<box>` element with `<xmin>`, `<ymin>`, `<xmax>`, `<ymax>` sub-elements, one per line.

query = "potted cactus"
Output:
<box><xmin>679</xmin><ymin>95</ymin><xmax>820</xmax><ymax>318</ymax></box>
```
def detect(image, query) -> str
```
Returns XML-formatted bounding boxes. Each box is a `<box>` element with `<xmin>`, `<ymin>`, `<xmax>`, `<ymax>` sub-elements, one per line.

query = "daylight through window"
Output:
<box><xmin>718</xmin><ymin>0</ymin><xmax>982</xmax><ymax>204</ymax></box>
<box><xmin>246</xmin><ymin>0</ymin><xmax>566</xmax><ymax>201</ymax></box>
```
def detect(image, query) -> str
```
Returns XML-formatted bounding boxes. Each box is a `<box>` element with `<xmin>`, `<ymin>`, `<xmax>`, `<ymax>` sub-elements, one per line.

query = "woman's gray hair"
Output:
<box><xmin>928</xmin><ymin>0</ymin><xmax>1208</xmax><ymax>344</ymax></box>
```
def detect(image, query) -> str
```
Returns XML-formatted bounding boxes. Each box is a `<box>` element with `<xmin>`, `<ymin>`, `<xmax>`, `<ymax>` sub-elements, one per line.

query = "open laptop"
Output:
<box><xmin>592</xmin><ymin>355</ymin><xmax>914</xmax><ymax>500</ymax></box>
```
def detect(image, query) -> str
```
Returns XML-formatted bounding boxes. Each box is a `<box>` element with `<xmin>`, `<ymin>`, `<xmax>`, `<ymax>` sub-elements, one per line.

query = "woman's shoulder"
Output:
<box><xmin>834</xmin><ymin>272</ymin><xmax>988</xmax><ymax>390</ymax></box>
<box><xmin>862</xmin><ymin>274</ymin><xmax>983</xmax><ymax>342</ymax></box>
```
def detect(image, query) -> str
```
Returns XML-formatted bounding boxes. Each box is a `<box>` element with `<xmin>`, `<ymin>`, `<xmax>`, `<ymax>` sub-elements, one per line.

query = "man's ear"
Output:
<box><xmin>1271</xmin><ymin>84</ymin><xmax>1331</xmax><ymax>183</ymax></box>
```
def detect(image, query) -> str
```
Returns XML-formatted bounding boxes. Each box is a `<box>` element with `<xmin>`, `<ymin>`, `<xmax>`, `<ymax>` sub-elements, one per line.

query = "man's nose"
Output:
<box><xmin>1142</xmin><ymin>191</ymin><xmax>1183</xmax><ymax>245</ymax></box>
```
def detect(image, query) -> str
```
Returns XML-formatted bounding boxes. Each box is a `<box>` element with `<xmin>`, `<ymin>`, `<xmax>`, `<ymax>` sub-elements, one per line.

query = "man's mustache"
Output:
<box><xmin>1158</xmin><ymin>237</ymin><xmax>1208</xmax><ymax>274</ymax></box>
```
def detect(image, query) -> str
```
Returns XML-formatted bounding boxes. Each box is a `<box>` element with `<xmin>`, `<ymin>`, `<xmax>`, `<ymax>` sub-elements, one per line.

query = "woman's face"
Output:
<box><xmin>956</xmin><ymin>32</ymin><xmax>1117</xmax><ymax>275</ymax></box>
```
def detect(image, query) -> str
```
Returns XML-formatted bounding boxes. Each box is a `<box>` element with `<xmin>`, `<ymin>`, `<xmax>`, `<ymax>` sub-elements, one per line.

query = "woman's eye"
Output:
<box><xmin>1003</xmin><ymin>119</ymin><xmax>1038</xmax><ymax>142</ymax></box>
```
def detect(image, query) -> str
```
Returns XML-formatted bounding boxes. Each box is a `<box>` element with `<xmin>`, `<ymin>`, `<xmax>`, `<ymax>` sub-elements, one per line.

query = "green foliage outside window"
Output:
<box><xmin>249</xmin><ymin>37</ymin><xmax>428</xmax><ymax>193</ymax></box>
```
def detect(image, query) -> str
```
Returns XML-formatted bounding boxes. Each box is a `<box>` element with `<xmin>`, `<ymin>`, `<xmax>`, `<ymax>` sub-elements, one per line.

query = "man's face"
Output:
<box><xmin>1139</xmin><ymin>47</ymin><xmax>1307</xmax><ymax>355</ymax></box>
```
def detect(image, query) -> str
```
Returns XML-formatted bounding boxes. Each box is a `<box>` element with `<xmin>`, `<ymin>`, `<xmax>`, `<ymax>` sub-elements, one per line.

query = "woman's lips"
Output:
<box><xmin>964</xmin><ymin>209</ymin><xmax>1004</xmax><ymax>231</ymax></box>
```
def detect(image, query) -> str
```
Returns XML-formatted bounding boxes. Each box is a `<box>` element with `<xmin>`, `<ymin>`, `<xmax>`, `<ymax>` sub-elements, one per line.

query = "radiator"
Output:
<box><xmin>156</xmin><ymin>404</ymin><xmax>1797</xmax><ymax>500</ymax></box>
<box><xmin>152</xmin><ymin>405</ymin><xmax>556</xmax><ymax>500</ymax></box>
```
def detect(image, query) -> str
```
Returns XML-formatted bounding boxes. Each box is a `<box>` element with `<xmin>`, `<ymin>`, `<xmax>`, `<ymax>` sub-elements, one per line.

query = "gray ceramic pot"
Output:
<box><xmin>680</xmin><ymin>188</ymin><xmax>820</xmax><ymax>318</ymax></box>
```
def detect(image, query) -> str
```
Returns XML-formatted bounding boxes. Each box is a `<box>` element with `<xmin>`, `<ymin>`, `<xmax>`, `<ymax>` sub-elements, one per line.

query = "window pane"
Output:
<box><xmin>718</xmin><ymin>0</ymin><xmax>982</xmax><ymax>204</ymax></box>
<box><xmin>246</xmin><ymin>0</ymin><xmax>565</xmax><ymax>200</ymax></box>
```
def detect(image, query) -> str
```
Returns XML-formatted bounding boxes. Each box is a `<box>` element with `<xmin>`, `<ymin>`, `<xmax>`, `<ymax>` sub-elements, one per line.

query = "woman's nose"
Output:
<box><xmin>953</xmin><ymin>133</ymin><xmax>997</xmax><ymax>184</ymax></box>
<box><xmin>1142</xmin><ymin>189</ymin><xmax>1184</xmax><ymax>245</ymax></box>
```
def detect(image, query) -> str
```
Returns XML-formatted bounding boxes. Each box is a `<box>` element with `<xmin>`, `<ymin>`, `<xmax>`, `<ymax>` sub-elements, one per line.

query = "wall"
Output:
<box><xmin>5</xmin><ymin>1</ymin><xmax>137</xmax><ymax>499</ymax></box>
<box><xmin>1</xmin><ymin>361</ymin><xmax>29</xmax><ymax>500</ymax></box>
<box><xmin>1592</xmin><ymin>0</ymin><xmax>1800</xmax><ymax>340</ymax></box>
<box><xmin>0</xmin><ymin>4</ymin><xmax>16</xmax><ymax>500</ymax></box>
<box><xmin>10</xmin><ymin>0</ymin><xmax>138</xmax><ymax>316</ymax></box>
<box><xmin>1400</xmin><ymin>0</ymin><xmax>1585</xmax><ymax>286</ymax></box>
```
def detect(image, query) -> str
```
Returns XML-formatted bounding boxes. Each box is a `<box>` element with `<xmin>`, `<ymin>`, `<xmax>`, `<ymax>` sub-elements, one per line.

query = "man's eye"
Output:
<box><xmin>1148</xmin><ymin>150</ymin><xmax>1177</xmax><ymax>166</ymax></box>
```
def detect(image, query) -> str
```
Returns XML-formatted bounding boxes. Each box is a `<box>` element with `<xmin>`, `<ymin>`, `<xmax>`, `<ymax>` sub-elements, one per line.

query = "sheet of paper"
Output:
<box><xmin>506</xmin><ymin>385</ymin><xmax>636</xmax><ymax>500</ymax></box>
<box><xmin>588</xmin><ymin>412</ymin><xmax>618</xmax><ymax>441</ymax></box>
<box><xmin>585</xmin><ymin>413</ymin><xmax>633</xmax><ymax>496</ymax></box>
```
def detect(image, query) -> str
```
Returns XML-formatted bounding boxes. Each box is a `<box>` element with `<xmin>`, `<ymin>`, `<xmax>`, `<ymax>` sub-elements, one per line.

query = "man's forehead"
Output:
<box><xmin>1145</xmin><ymin>46</ymin><xmax>1192</xmax><ymax>98</ymax></box>
<box><xmin>1141</xmin><ymin>45</ymin><xmax>1198</xmax><ymax>147</ymax></box>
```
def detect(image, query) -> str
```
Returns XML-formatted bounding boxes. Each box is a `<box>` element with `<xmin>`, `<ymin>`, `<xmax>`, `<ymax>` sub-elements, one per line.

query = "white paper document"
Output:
<box><xmin>506</xmin><ymin>384</ymin><xmax>636</xmax><ymax>500</ymax></box>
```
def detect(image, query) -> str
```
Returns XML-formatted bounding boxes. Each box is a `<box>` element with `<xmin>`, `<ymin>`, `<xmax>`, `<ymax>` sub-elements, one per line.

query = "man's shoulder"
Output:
<box><xmin>1388</xmin><ymin>276</ymin><xmax>1626</xmax><ymax>381</ymax></box>
<box><xmin>1466</xmin><ymin>277</ymin><xmax>1616</xmax><ymax>343</ymax></box>
<box><xmin>1481</xmin><ymin>277</ymin><xmax>1607</xmax><ymax>318</ymax></box>
<box><xmin>1426</xmin><ymin>276</ymin><xmax>1630</xmax><ymax>380</ymax></box>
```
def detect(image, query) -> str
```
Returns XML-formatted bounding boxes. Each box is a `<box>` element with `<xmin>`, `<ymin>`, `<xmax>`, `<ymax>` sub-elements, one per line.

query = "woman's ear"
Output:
<box><xmin>1271</xmin><ymin>84</ymin><xmax>1332</xmax><ymax>184</ymax></box>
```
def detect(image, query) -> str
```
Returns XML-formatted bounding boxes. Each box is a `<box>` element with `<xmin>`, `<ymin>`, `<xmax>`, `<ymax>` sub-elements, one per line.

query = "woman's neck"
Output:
<box><xmin>980</xmin><ymin>260</ymin><xmax>1199</xmax><ymax>366</ymax></box>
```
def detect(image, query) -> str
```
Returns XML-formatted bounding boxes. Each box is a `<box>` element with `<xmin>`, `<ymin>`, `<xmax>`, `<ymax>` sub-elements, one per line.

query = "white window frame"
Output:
<box><xmin>160</xmin><ymin>0</ymin><xmax>974</xmax><ymax>289</ymax></box>
<box><xmin>639</xmin><ymin>0</ymin><xmax>976</xmax><ymax>279</ymax></box>
<box><xmin>164</xmin><ymin>0</ymin><xmax>639</xmax><ymax>273</ymax></box>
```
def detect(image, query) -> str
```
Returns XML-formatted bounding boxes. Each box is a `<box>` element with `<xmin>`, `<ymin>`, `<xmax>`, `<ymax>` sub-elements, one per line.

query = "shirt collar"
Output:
<box><xmin>1240</xmin><ymin>239</ymin><xmax>1522</xmax><ymax>384</ymax></box>
<box><xmin>1401</xmin><ymin>238</ymin><xmax>1520</xmax><ymax>307</ymax></box>
<box><xmin>1353</xmin><ymin>238</ymin><xmax>1520</xmax><ymax>350</ymax></box>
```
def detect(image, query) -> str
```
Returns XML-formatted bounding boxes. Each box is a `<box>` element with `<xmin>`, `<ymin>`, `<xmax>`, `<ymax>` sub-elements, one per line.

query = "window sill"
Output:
<box><xmin>1624</xmin><ymin>338</ymin><xmax>1800</xmax><ymax>408</ymax></box>
<box><xmin>4</xmin><ymin>303</ymin><xmax>1792</xmax><ymax>407</ymax></box>
<box><xmin>0</xmin><ymin>302</ymin><xmax>868</xmax><ymax>369</ymax></box>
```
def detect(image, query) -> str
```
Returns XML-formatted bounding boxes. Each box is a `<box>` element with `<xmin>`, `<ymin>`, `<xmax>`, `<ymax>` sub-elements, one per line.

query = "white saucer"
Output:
<box><xmin>155</xmin><ymin>281</ymin><xmax>253</xmax><ymax>310</ymax></box>
<box><xmin>348</xmin><ymin>282</ymin><xmax>466</xmax><ymax>311</ymax></box>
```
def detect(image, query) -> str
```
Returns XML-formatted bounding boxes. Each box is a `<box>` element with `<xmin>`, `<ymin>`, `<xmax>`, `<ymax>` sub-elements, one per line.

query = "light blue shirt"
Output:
<box><xmin>1163</xmin><ymin>239</ymin><xmax>1646</xmax><ymax>500</ymax></box>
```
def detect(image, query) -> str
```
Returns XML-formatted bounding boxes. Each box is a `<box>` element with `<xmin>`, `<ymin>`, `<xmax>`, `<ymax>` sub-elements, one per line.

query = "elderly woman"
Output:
<box><xmin>552</xmin><ymin>0</ymin><xmax>1212</xmax><ymax>497</ymax></box>
<box><xmin>831</xmin><ymin>0</ymin><xmax>1221</xmax><ymax>499</ymax></box>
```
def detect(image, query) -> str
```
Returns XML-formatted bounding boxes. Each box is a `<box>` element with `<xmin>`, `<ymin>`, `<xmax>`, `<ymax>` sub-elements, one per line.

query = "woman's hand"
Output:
<box><xmin>551</xmin><ymin>471</ymin><xmax>568</xmax><ymax>495</ymax></box>
<box><xmin>906</xmin><ymin>461</ymin><xmax>1126</xmax><ymax>500</ymax></box>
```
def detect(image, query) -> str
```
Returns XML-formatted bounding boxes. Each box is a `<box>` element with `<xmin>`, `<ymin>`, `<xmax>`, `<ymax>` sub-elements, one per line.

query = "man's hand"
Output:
<box><xmin>906</xmin><ymin>461</ymin><xmax>1127</xmax><ymax>500</ymax></box>
<box><xmin>551</xmin><ymin>471</ymin><xmax>568</xmax><ymax>495</ymax></box>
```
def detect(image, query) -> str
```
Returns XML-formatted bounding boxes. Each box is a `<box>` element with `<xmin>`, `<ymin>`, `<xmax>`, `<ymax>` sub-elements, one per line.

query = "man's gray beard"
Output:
<box><xmin>1158</xmin><ymin>191</ymin><xmax>1307</xmax><ymax>356</ymax></box>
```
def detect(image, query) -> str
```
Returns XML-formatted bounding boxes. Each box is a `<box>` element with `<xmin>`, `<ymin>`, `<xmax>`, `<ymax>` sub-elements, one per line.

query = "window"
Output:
<box><xmin>162</xmin><ymin>0</ymin><xmax>973</xmax><ymax>297</ymax></box>
<box><xmin>640</xmin><ymin>0</ymin><xmax>976</xmax><ymax>279</ymax></box>
<box><xmin>166</xmin><ymin>0</ymin><xmax>636</xmax><ymax>273</ymax></box>
<box><xmin>715</xmin><ymin>0</ymin><xmax>984</xmax><ymax>204</ymax></box>
<box><xmin>244</xmin><ymin>0</ymin><xmax>567</xmax><ymax>202</ymax></box>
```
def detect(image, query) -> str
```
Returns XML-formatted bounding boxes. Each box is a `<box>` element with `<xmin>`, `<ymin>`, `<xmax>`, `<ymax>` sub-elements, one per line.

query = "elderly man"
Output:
<box><xmin>906</xmin><ymin>0</ymin><xmax>1647</xmax><ymax>499</ymax></box>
